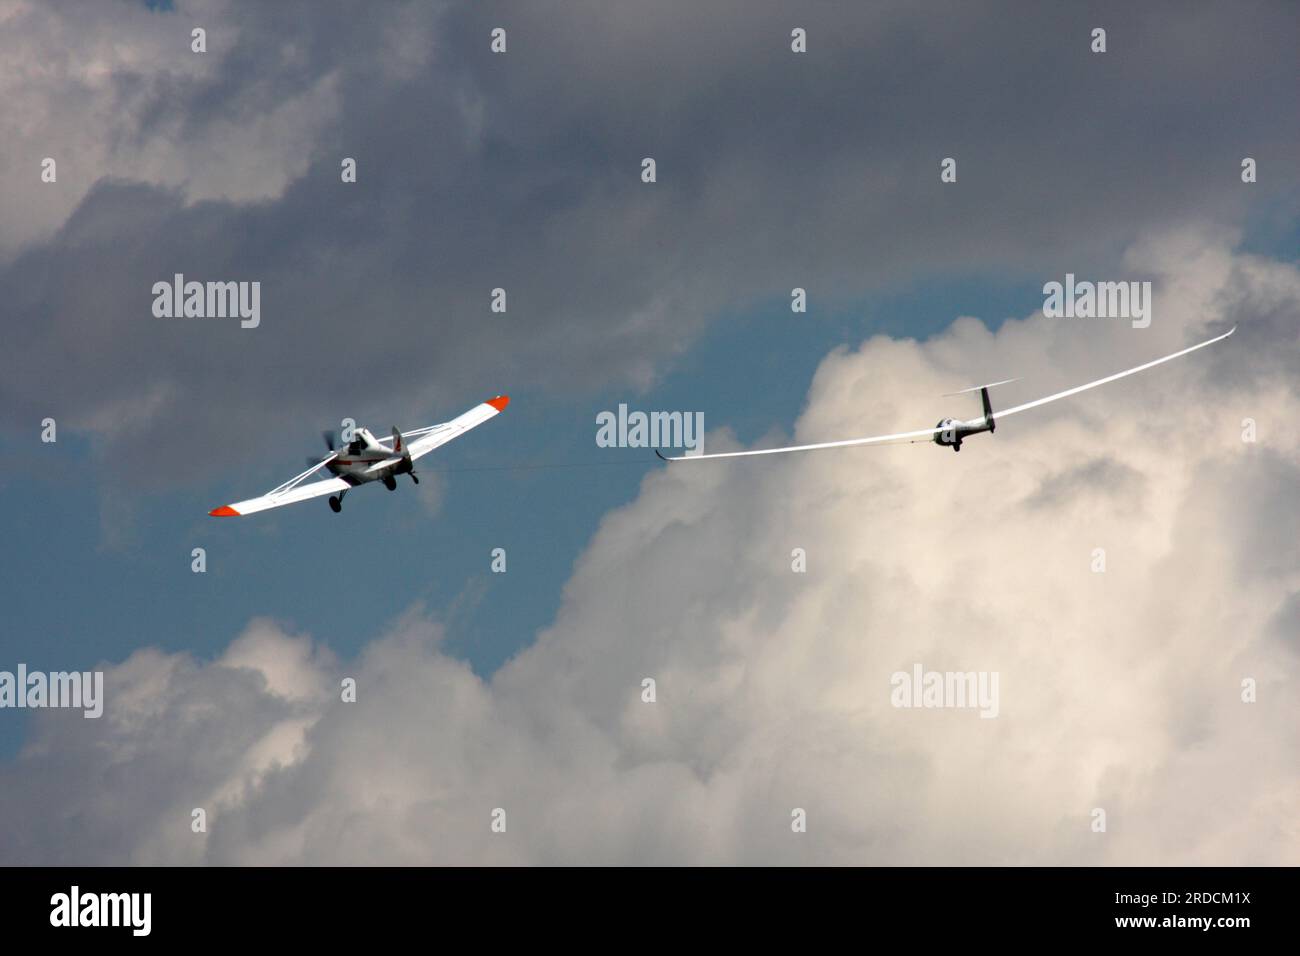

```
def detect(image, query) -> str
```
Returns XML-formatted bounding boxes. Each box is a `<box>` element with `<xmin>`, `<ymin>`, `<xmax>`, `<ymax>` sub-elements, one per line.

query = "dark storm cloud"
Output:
<box><xmin>1</xmin><ymin>0</ymin><xmax>1295</xmax><ymax>483</ymax></box>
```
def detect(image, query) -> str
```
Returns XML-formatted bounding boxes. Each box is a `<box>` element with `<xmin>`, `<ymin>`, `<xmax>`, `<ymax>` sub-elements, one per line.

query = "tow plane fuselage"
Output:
<box><xmin>328</xmin><ymin>427</ymin><xmax>414</xmax><ymax>484</ymax></box>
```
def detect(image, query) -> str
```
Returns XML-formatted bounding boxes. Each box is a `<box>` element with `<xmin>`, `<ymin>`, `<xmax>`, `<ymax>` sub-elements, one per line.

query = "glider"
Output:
<box><xmin>209</xmin><ymin>395</ymin><xmax>510</xmax><ymax>516</ymax></box>
<box><xmin>657</xmin><ymin>327</ymin><xmax>1234</xmax><ymax>461</ymax></box>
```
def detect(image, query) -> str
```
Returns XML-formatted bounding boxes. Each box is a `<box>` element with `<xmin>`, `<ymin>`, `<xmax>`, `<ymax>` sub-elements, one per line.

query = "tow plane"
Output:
<box><xmin>657</xmin><ymin>327</ymin><xmax>1234</xmax><ymax>461</ymax></box>
<box><xmin>209</xmin><ymin>395</ymin><xmax>510</xmax><ymax>516</ymax></box>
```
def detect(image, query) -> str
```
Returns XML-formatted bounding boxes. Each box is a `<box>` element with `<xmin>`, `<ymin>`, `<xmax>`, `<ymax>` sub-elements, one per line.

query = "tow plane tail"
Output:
<box><xmin>392</xmin><ymin>425</ymin><xmax>418</xmax><ymax>482</ymax></box>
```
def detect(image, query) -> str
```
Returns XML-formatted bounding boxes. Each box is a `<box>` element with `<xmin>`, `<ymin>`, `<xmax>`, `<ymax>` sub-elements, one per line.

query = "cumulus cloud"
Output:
<box><xmin>2</xmin><ymin>233</ymin><xmax>1294</xmax><ymax>865</ymax></box>
<box><xmin>0</xmin><ymin>0</ymin><xmax>344</xmax><ymax>255</ymax></box>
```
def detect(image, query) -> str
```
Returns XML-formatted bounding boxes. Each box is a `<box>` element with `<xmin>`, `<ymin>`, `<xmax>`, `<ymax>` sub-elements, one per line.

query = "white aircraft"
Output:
<box><xmin>657</xmin><ymin>327</ymin><xmax>1235</xmax><ymax>461</ymax></box>
<box><xmin>209</xmin><ymin>395</ymin><xmax>510</xmax><ymax>516</ymax></box>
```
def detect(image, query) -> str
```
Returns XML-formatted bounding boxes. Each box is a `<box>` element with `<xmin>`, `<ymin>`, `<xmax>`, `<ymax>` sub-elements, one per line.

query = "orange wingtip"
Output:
<box><xmin>487</xmin><ymin>395</ymin><xmax>510</xmax><ymax>411</ymax></box>
<box><xmin>209</xmin><ymin>505</ymin><xmax>241</xmax><ymax>517</ymax></box>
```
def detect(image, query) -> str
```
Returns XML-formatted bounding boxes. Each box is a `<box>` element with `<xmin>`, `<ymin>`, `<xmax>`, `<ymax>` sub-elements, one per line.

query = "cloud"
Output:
<box><xmin>0</xmin><ymin>0</ymin><xmax>343</xmax><ymax>255</ymax></box>
<box><xmin>2</xmin><ymin>233</ymin><xmax>1295</xmax><ymax>864</ymax></box>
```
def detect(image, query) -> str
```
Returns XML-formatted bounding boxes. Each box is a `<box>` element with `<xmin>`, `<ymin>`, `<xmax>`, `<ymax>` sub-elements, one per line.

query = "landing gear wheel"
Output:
<box><xmin>328</xmin><ymin>495</ymin><xmax>342</xmax><ymax>513</ymax></box>
<box><xmin>383</xmin><ymin>476</ymin><xmax>397</xmax><ymax>491</ymax></box>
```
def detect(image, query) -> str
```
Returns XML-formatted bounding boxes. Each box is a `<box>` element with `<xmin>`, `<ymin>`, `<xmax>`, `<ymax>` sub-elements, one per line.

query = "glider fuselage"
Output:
<box><xmin>934</xmin><ymin>384</ymin><xmax>997</xmax><ymax>451</ymax></box>
<box><xmin>933</xmin><ymin>417</ymin><xmax>992</xmax><ymax>451</ymax></box>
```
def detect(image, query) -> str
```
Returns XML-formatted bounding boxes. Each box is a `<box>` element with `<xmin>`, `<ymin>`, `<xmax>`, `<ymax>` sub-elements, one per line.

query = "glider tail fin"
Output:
<box><xmin>981</xmin><ymin>386</ymin><xmax>995</xmax><ymax>433</ymax></box>
<box><xmin>944</xmin><ymin>378</ymin><xmax>1018</xmax><ymax>431</ymax></box>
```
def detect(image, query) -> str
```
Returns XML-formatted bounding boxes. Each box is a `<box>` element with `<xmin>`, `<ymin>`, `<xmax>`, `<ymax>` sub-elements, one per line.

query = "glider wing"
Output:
<box><xmin>980</xmin><ymin>327</ymin><xmax>1234</xmax><ymax>423</ymax></box>
<box><xmin>659</xmin><ymin>328</ymin><xmax>1234</xmax><ymax>462</ymax></box>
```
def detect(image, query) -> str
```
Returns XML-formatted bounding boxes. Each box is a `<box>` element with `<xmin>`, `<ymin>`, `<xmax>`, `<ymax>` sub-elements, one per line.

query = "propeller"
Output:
<box><xmin>306</xmin><ymin>430</ymin><xmax>341</xmax><ymax>469</ymax></box>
